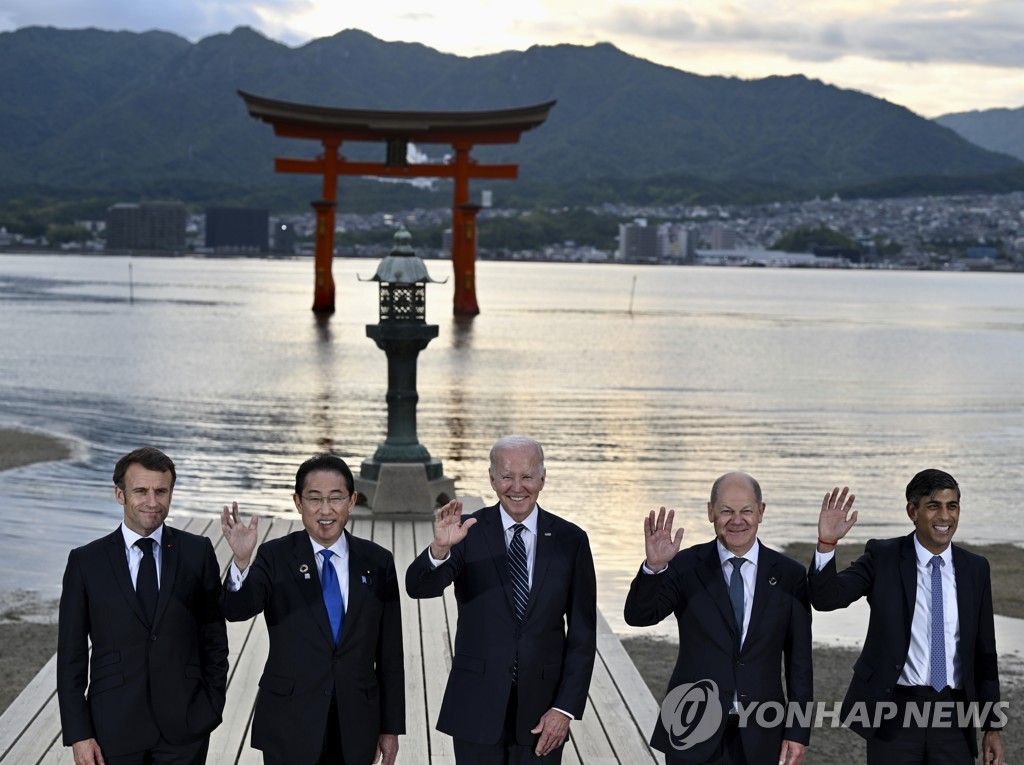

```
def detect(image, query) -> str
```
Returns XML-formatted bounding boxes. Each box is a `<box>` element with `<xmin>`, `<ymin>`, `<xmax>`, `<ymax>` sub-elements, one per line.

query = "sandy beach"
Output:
<box><xmin>0</xmin><ymin>427</ymin><xmax>1018</xmax><ymax>762</ymax></box>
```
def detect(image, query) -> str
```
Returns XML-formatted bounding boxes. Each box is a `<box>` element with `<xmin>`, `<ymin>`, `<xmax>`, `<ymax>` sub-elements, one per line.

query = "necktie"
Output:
<box><xmin>930</xmin><ymin>555</ymin><xmax>947</xmax><ymax>692</ymax></box>
<box><xmin>509</xmin><ymin>524</ymin><xmax>529</xmax><ymax>682</ymax></box>
<box><xmin>319</xmin><ymin>549</ymin><xmax>345</xmax><ymax>644</ymax></box>
<box><xmin>729</xmin><ymin>557</ymin><xmax>747</xmax><ymax>640</ymax></box>
<box><xmin>135</xmin><ymin>538</ymin><xmax>158</xmax><ymax>625</ymax></box>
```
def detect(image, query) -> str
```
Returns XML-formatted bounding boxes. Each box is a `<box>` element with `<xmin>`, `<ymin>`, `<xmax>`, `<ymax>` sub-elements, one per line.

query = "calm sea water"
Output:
<box><xmin>2</xmin><ymin>254</ymin><xmax>1023</xmax><ymax>635</ymax></box>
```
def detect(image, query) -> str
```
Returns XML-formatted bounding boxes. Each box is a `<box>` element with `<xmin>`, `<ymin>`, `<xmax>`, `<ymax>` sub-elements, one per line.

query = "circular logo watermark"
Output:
<box><xmin>660</xmin><ymin>679</ymin><xmax>723</xmax><ymax>750</ymax></box>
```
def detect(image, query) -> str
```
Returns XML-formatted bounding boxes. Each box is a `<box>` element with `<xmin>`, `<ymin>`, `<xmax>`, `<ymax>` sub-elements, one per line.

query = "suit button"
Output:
<box><xmin>324</xmin><ymin>690</ymin><xmax>332</xmax><ymax>696</ymax></box>
<box><xmin>150</xmin><ymin>635</ymin><xmax>157</xmax><ymax>641</ymax></box>
<box><xmin>884</xmin><ymin>688</ymin><xmax>892</xmax><ymax>694</ymax></box>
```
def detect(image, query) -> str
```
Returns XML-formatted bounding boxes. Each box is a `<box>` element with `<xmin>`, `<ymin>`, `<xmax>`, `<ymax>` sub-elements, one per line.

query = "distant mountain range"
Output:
<box><xmin>934</xmin><ymin>106</ymin><xmax>1024</xmax><ymax>163</ymax></box>
<box><xmin>1</xmin><ymin>25</ymin><xmax>1022</xmax><ymax>212</ymax></box>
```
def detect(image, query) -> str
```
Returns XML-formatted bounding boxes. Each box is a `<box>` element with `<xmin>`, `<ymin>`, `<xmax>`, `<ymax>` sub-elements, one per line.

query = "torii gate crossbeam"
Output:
<box><xmin>239</xmin><ymin>91</ymin><xmax>555</xmax><ymax>316</ymax></box>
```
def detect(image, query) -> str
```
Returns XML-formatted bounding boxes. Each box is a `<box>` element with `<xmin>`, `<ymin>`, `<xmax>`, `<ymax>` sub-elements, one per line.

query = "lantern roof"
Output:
<box><xmin>363</xmin><ymin>227</ymin><xmax>444</xmax><ymax>285</ymax></box>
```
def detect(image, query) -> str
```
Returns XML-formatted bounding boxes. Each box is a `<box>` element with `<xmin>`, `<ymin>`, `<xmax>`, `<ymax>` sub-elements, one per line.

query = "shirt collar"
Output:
<box><xmin>310</xmin><ymin>530</ymin><xmax>349</xmax><ymax>558</ymax></box>
<box><xmin>717</xmin><ymin>538</ymin><xmax>760</xmax><ymax>567</ymax></box>
<box><xmin>913</xmin><ymin>534</ymin><xmax>952</xmax><ymax>567</ymax></box>
<box><xmin>121</xmin><ymin>522</ymin><xmax>163</xmax><ymax>550</ymax></box>
<box><xmin>499</xmin><ymin>505</ymin><xmax>539</xmax><ymax>537</ymax></box>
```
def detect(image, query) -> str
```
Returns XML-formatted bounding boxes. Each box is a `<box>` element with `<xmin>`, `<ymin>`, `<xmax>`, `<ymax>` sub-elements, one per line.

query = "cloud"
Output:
<box><xmin>594</xmin><ymin>0</ymin><xmax>1024</xmax><ymax>70</ymax></box>
<box><xmin>0</xmin><ymin>0</ymin><xmax>311</xmax><ymax>42</ymax></box>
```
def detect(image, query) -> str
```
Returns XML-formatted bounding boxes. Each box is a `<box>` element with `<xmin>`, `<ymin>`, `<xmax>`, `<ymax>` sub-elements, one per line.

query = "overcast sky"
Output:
<box><xmin>2</xmin><ymin>0</ymin><xmax>1022</xmax><ymax>118</ymax></box>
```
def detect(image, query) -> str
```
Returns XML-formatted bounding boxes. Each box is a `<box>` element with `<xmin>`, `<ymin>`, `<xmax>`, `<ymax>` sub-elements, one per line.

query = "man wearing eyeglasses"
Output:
<box><xmin>221</xmin><ymin>454</ymin><xmax>405</xmax><ymax>765</ymax></box>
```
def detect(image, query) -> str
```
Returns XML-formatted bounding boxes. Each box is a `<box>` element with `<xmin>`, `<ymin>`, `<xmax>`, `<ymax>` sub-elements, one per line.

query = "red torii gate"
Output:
<box><xmin>239</xmin><ymin>91</ymin><xmax>555</xmax><ymax>315</ymax></box>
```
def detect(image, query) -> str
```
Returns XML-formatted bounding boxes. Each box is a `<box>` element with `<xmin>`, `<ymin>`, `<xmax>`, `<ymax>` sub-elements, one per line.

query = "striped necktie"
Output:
<box><xmin>508</xmin><ymin>524</ymin><xmax>529</xmax><ymax>682</ymax></box>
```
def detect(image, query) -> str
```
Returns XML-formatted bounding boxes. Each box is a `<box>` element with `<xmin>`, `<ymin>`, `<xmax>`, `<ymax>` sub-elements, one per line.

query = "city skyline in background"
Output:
<box><xmin>1</xmin><ymin>0</ymin><xmax>1022</xmax><ymax>119</ymax></box>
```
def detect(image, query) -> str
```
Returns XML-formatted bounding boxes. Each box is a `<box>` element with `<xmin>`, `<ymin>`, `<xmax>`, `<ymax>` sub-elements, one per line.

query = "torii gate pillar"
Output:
<box><xmin>453</xmin><ymin>200</ymin><xmax>482</xmax><ymax>316</ymax></box>
<box><xmin>311</xmin><ymin>200</ymin><xmax>337</xmax><ymax>314</ymax></box>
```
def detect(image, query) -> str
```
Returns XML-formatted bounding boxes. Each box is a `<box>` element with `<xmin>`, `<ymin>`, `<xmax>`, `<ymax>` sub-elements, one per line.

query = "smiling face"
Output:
<box><xmin>489</xmin><ymin>443</ymin><xmax>546</xmax><ymax>523</ymax></box>
<box><xmin>294</xmin><ymin>469</ymin><xmax>355</xmax><ymax>546</ymax></box>
<box><xmin>116</xmin><ymin>463</ymin><xmax>173</xmax><ymax>537</ymax></box>
<box><xmin>907</xmin><ymin>488</ymin><xmax>960</xmax><ymax>554</ymax></box>
<box><xmin>707</xmin><ymin>473</ymin><xmax>764</xmax><ymax>556</ymax></box>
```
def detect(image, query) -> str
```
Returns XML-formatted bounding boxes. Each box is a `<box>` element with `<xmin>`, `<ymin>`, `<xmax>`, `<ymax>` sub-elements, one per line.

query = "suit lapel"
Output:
<box><xmin>746</xmin><ymin>544</ymin><xmax>778</xmax><ymax>646</ymax></box>
<box><xmin>153</xmin><ymin>525</ymin><xmax>178</xmax><ymax>627</ymax></box>
<box><xmin>291</xmin><ymin>532</ymin><xmax>335</xmax><ymax>647</ymax></box>
<box><xmin>899</xmin><ymin>533</ymin><xmax>918</xmax><ymax>626</ymax></box>
<box><xmin>951</xmin><ymin>544</ymin><xmax>974</xmax><ymax>656</ymax></box>
<box><xmin>695</xmin><ymin>541</ymin><xmax>737</xmax><ymax>639</ymax></box>
<box><xmin>521</xmin><ymin>507</ymin><xmax>554</xmax><ymax>622</ymax></box>
<box><xmin>478</xmin><ymin>506</ymin><xmax>517</xmax><ymax>616</ymax></box>
<box><xmin>341</xmin><ymin>532</ymin><xmax>370</xmax><ymax>647</ymax></box>
<box><xmin>106</xmin><ymin>527</ymin><xmax>149</xmax><ymax>626</ymax></box>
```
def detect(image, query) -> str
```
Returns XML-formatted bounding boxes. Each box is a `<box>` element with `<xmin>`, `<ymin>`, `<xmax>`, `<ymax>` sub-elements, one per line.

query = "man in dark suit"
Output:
<box><xmin>220</xmin><ymin>453</ymin><xmax>404</xmax><ymax>765</ymax></box>
<box><xmin>623</xmin><ymin>471</ymin><xmax>813</xmax><ymax>765</ymax></box>
<box><xmin>810</xmin><ymin>469</ymin><xmax>1004</xmax><ymax>765</ymax></box>
<box><xmin>405</xmin><ymin>435</ymin><xmax>597</xmax><ymax>764</ymax></box>
<box><xmin>57</xmin><ymin>446</ymin><xmax>228</xmax><ymax>765</ymax></box>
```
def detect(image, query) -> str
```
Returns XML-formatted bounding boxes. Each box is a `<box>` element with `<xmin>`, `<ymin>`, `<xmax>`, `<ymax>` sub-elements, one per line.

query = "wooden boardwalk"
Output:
<box><xmin>0</xmin><ymin>514</ymin><xmax>664</xmax><ymax>764</ymax></box>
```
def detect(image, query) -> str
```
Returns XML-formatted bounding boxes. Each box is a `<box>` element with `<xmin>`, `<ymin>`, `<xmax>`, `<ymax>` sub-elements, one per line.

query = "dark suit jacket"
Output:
<box><xmin>623</xmin><ymin>539</ymin><xmax>813</xmax><ymax>763</ymax></box>
<box><xmin>807</xmin><ymin>533</ymin><xmax>1002</xmax><ymax>755</ymax></box>
<box><xmin>405</xmin><ymin>504</ymin><xmax>597</xmax><ymax>746</ymax></box>
<box><xmin>57</xmin><ymin>525</ymin><xmax>228</xmax><ymax>756</ymax></box>
<box><xmin>223</xmin><ymin>529</ymin><xmax>405</xmax><ymax>765</ymax></box>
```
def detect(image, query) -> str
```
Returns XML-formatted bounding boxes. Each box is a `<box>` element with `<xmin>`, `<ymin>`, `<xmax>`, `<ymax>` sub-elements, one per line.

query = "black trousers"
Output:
<box><xmin>866</xmin><ymin>686</ymin><xmax>974</xmax><ymax>765</ymax></box>
<box><xmin>665</xmin><ymin>714</ymin><xmax>747</xmax><ymax>765</ymax></box>
<box><xmin>103</xmin><ymin>735</ymin><xmax>209</xmax><ymax>765</ymax></box>
<box><xmin>263</xmin><ymin>695</ymin><xmax>346</xmax><ymax>765</ymax></box>
<box><xmin>453</xmin><ymin>686</ymin><xmax>564</xmax><ymax>765</ymax></box>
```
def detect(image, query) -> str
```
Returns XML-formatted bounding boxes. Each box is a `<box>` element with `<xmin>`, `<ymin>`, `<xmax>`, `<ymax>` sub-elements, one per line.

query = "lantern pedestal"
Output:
<box><xmin>356</xmin><ymin>226</ymin><xmax>453</xmax><ymax>514</ymax></box>
<box><xmin>355</xmin><ymin>463</ymin><xmax>455</xmax><ymax>515</ymax></box>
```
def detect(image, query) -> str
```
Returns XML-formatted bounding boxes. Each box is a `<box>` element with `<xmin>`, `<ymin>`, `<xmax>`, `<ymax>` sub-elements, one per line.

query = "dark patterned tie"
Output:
<box><xmin>930</xmin><ymin>555</ymin><xmax>947</xmax><ymax>692</ymax></box>
<box><xmin>135</xmin><ymin>538</ymin><xmax>158</xmax><ymax>625</ymax></box>
<box><xmin>320</xmin><ymin>549</ymin><xmax>345</xmax><ymax>644</ymax></box>
<box><xmin>729</xmin><ymin>557</ymin><xmax>747</xmax><ymax>640</ymax></box>
<box><xmin>509</xmin><ymin>524</ymin><xmax>529</xmax><ymax>682</ymax></box>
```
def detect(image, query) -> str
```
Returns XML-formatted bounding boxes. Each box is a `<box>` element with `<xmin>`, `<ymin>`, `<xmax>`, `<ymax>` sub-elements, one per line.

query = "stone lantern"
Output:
<box><xmin>354</xmin><ymin>226</ymin><xmax>455</xmax><ymax>512</ymax></box>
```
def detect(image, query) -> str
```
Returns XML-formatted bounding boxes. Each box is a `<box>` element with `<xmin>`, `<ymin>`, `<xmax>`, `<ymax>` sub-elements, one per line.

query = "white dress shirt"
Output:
<box><xmin>813</xmin><ymin>537</ymin><xmax>961</xmax><ymax>689</ymax></box>
<box><xmin>121</xmin><ymin>522</ymin><xmax>163</xmax><ymax>589</ymax></box>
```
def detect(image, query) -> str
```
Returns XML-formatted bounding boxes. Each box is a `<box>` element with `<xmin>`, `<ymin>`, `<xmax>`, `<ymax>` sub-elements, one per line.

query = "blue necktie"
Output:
<box><xmin>135</xmin><ymin>538</ymin><xmax>158</xmax><ymax>625</ymax></box>
<box><xmin>508</xmin><ymin>524</ymin><xmax>529</xmax><ymax>682</ymax></box>
<box><xmin>319</xmin><ymin>549</ymin><xmax>344</xmax><ymax>644</ymax></box>
<box><xmin>930</xmin><ymin>555</ymin><xmax>947</xmax><ymax>692</ymax></box>
<box><xmin>729</xmin><ymin>557</ymin><xmax>747</xmax><ymax>641</ymax></box>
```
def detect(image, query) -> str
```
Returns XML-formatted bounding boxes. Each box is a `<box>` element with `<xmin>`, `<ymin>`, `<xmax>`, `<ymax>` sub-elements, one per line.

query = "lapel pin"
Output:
<box><xmin>300</xmin><ymin>563</ymin><xmax>310</xmax><ymax>578</ymax></box>
<box><xmin>544</xmin><ymin>532</ymin><xmax>552</xmax><ymax>537</ymax></box>
<box><xmin>769</xmin><ymin>576</ymin><xmax>777</xmax><ymax>586</ymax></box>
<box><xmin>362</xmin><ymin>572</ymin><xmax>373</xmax><ymax>585</ymax></box>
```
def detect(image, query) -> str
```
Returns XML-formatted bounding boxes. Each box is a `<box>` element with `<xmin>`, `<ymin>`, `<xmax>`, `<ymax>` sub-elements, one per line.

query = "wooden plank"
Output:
<box><xmin>388</xmin><ymin>521</ymin><xmax>432</xmax><ymax>765</ymax></box>
<box><xmin>594</xmin><ymin>611</ymin><xmax>664</xmax><ymax>763</ymax></box>
<box><xmin>207</xmin><ymin>516</ymin><xmax>294</xmax><ymax>764</ymax></box>
<box><xmin>412</xmin><ymin>519</ymin><xmax>457</xmax><ymax>764</ymax></box>
<box><xmin>0</xmin><ymin>692</ymin><xmax>62</xmax><ymax>764</ymax></box>
<box><xmin>0</xmin><ymin>654</ymin><xmax>58</xmax><ymax>760</ymax></box>
<box><xmin>587</xmin><ymin>654</ymin><xmax>658</xmax><ymax>764</ymax></box>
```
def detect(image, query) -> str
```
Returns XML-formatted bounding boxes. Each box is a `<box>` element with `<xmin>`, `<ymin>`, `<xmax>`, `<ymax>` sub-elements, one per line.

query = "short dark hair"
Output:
<box><xmin>906</xmin><ymin>469</ymin><xmax>960</xmax><ymax>505</ymax></box>
<box><xmin>709</xmin><ymin>472</ymin><xmax>762</xmax><ymax>506</ymax></box>
<box><xmin>113</xmin><ymin>447</ymin><xmax>176</xmax><ymax>489</ymax></box>
<box><xmin>294</xmin><ymin>454</ymin><xmax>354</xmax><ymax>496</ymax></box>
